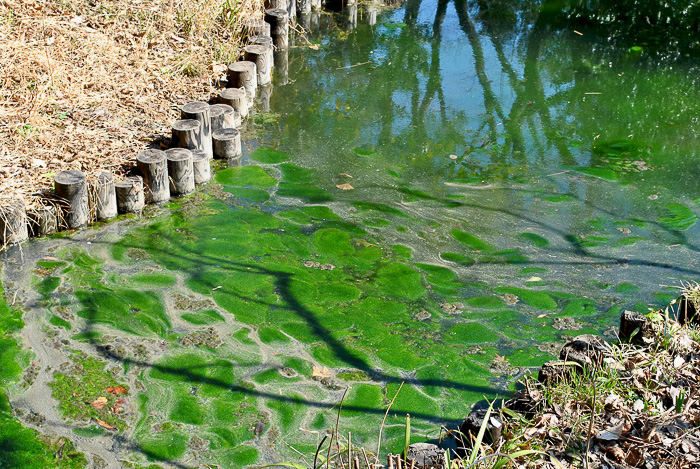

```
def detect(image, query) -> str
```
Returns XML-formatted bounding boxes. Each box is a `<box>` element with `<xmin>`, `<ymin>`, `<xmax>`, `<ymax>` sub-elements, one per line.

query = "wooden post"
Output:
<box><xmin>136</xmin><ymin>149</ymin><xmax>170</xmax><ymax>204</ymax></box>
<box><xmin>265</xmin><ymin>9</ymin><xmax>289</xmax><ymax>50</ymax></box>
<box><xmin>219</xmin><ymin>87</ymin><xmax>248</xmax><ymax>121</ymax></box>
<box><xmin>27</xmin><ymin>203</ymin><xmax>57</xmax><ymax>237</ymax></box>
<box><xmin>192</xmin><ymin>149</ymin><xmax>211</xmax><ymax>184</ymax></box>
<box><xmin>165</xmin><ymin>148</ymin><xmax>195</xmax><ymax>196</ymax></box>
<box><xmin>181</xmin><ymin>102</ymin><xmax>212</xmax><ymax>159</ymax></box>
<box><xmin>274</xmin><ymin>49</ymin><xmax>289</xmax><ymax>86</ymax></box>
<box><xmin>259</xmin><ymin>84</ymin><xmax>273</xmax><ymax>112</ymax></box>
<box><xmin>263</xmin><ymin>21</ymin><xmax>271</xmax><ymax>36</ymax></box>
<box><xmin>115</xmin><ymin>176</ymin><xmax>145</xmax><ymax>214</ymax></box>
<box><xmin>92</xmin><ymin>172</ymin><xmax>118</xmax><ymax>221</ymax></box>
<box><xmin>210</xmin><ymin>104</ymin><xmax>236</xmax><ymax>134</ymax></box>
<box><xmin>0</xmin><ymin>199</ymin><xmax>28</xmax><ymax>246</ymax></box>
<box><xmin>54</xmin><ymin>170</ymin><xmax>88</xmax><ymax>229</ymax></box>
<box><xmin>252</xmin><ymin>35</ymin><xmax>274</xmax><ymax>70</ymax></box>
<box><xmin>245</xmin><ymin>44</ymin><xmax>272</xmax><ymax>86</ymax></box>
<box><xmin>227</xmin><ymin>61</ymin><xmax>258</xmax><ymax>108</ymax></box>
<box><xmin>212</xmin><ymin>128</ymin><xmax>242</xmax><ymax>160</ymax></box>
<box><xmin>171</xmin><ymin>119</ymin><xmax>202</xmax><ymax>153</ymax></box>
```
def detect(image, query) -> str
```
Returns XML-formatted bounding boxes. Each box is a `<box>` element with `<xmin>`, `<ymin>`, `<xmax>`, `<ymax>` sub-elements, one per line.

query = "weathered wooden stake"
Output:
<box><xmin>191</xmin><ymin>150</ymin><xmax>211</xmax><ymax>185</ymax></box>
<box><xmin>181</xmin><ymin>102</ymin><xmax>212</xmax><ymax>159</ymax></box>
<box><xmin>27</xmin><ymin>203</ymin><xmax>57</xmax><ymax>237</ymax></box>
<box><xmin>165</xmin><ymin>148</ymin><xmax>195</xmax><ymax>196</ymax></box>
<box><xmin>274</xmin><ymin>49</ymin><xmax>289</xmax><ymax>86</ymax></box>
<box><xmin>212</xmin><ymin>128</ymin><xmax>242</xmax><ymax>160</ymax></box>
<box><xmin>115</xmin><ymin>176</ymin><xmax>145</xmax><ymax>214</ymax></box>
<box><xmin>252</xmin><ymin>35</ymin><xmax>274</xmax><ymax>70</ymax></box>
<box><xmin>171</xmin><ymin>119</ymin><xmax>203</xmax><ymax>152</ymax></box>
<box><xmin>219</xmin><ymin>87</ymin><xmax>248</xmax><ymax>121</ymax></box>
<box><xmin>210</xmin><ymin>104</ymin><xmax>237</xmax><ymax>134</ymax></box>
<box><xmin>227</xmin><ymin>62</ymin><xmax>258</xmax><ymax>108</ymax></box>
<box><xmin>264</xmin><ymin>21</ymin><xmax>271</xmax><ymax>36</ymax></box>
<box><xmin>245</xmin><ymin>44</ymin><xmax>272</xmax><ymax>86</ymax></box>
<box><xmin>0</xmin><ymin>199</ymin><xmax>29</xmax><ymax>246</ymax></box>
<box><xmin>136</xmin><ymin>149</ymin><xmax>170</xmax><ymax>204</ymax></box>
<box><xmin>92</xmin><ymin>172</ymin><xmax>118</xmax><ymax>221</ymax></box>
<box><xmin>265</xmin><ymin>9</ymin><xmax>289</xmax><ymax>50</ymax></box>
<box><xmin>54</xmin><ymin>170</ymin><xmax>89</xmax><ymax>229</ymax></box>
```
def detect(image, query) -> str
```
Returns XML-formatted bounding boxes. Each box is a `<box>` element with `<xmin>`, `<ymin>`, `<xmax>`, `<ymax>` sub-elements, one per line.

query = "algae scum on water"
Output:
<box><xmin>4</xmin><ymin>0</ymin><xmax>700</xmax><ymax>467</ymax></box>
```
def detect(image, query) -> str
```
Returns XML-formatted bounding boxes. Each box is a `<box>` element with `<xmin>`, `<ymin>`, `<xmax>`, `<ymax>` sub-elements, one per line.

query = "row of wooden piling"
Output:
<box><xmin>0</xmin><ymin>8</ymin><xmax>292</xmax><ymax>248</ymax></box>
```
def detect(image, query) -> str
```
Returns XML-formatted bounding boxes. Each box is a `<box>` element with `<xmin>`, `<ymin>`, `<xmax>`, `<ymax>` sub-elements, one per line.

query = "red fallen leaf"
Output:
<box><xmin>94</xmin><ymin>418</ymin><xmax>116</xmax><ymax>430</ymax></box>
<box><xmin>90</xmin><ymin>397</ymin><xmax>108</xmax><ymax>409</ymax></box>
<box><xmin>115</xmin><ymin>398</ymin><xmax>126</xmax><ymax>405</ymax></box>
<box><xmin>107</xmin><ymin>386</ymin><xmax>128</xmax><ymax>395</ymax></box>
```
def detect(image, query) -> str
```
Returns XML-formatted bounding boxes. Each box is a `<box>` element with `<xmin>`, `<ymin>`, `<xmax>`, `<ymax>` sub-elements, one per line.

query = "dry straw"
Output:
<box><xmin>0</xmin><ymin>0</ymin><xmax>264</xmax><ymax>209</ymax></box>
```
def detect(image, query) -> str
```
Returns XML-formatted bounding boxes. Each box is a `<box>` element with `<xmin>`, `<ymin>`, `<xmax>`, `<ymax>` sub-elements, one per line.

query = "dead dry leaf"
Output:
<box><xmin>336</xmin><ymin>183</ymin><xmax>354</xmax><ymax>190</ymax></box>
<box><xmin>107</xmin><ymin>386</ymin><xmax>128</xmax><ymax>395</ymax></box>
<box><xmin>94</xmin><ymin>418</ymin><xmax>116</xmax><ymax>430</ymax></box>
<box><xmin>90</xmin><ymin>397</ymin><xmax>108</xmax><ymax>409</ymax></box>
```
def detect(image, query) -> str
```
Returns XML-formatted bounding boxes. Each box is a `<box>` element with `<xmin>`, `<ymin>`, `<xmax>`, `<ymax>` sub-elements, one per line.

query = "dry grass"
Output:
<box><xmin>0</xmin><ymin>0</ymin><xmax>264</xmax><ymax>208</ymax></box>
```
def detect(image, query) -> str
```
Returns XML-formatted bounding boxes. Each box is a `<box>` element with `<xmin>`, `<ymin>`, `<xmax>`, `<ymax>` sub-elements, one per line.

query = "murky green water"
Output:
<box><xmin>3</xmin><ymin>1</ymin><xmax>700</xmax><ymax>467</ymax></box>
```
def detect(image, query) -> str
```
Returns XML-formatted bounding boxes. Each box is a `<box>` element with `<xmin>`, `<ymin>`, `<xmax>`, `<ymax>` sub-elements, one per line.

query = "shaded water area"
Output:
<box><xmin>3</xmin><ymin>0</ymin><xmax>700</xmax><ymax>467</ymax></box>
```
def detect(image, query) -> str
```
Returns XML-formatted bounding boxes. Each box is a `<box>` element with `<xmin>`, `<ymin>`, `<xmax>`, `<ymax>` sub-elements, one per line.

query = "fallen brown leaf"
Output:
<box><xmin>94</xmin><ymin>418</ymin><xmax>116</xmax><ymax>430</ymax></box>
<box><xmin>107</xmin><ymin>385</ymin><xmax>128</xmax><ymax>395</ymax></box>
<box><xmin>336</xmin><ymin>183</ymin><xmax>354</xmax><ymax>190</ymax></box>
<box><xmin>90</xmin><ymin>397</ymin><xmax>108</xmax><ymax>409</ymax></box>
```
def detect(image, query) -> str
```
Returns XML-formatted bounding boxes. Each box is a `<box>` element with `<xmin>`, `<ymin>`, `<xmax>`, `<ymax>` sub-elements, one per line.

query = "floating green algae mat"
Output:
<box><xmin>6</xmin><ymin>1</ymin><xmax>700</xmax><ymax>467</ymax></box>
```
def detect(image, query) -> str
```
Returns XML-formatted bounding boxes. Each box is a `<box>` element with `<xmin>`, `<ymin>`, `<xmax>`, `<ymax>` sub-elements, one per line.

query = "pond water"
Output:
<box><xmin>3</xmin><ymin>1</ymin><xmax>700</xmax><ymax>467</ymax></box>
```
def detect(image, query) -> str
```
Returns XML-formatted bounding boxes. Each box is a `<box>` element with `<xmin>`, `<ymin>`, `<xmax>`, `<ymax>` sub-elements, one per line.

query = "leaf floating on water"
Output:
<box><xmin>659</xmin><ymin>202</ymin><xmax>698</xmax><ymax>231</ymax></box>
<box><xmin>90</xmin><ymin>397</ymin><xmax>108</xmax><ymax>409</ymax></box>
<box><xmin>336</xmin><ymin>183</ymin><xmax>354</xmax><ymax>190</ymax></box>
<box><xmin>94</xmin><ymin>418</ymin><xmax>116</xmax><ymax>430</ymax></box>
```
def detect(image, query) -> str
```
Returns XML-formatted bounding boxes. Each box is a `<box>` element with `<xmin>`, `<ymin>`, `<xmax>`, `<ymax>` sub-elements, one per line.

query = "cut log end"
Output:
<box><xmin>165</xmin><ymin>148</ymin><xmax>195</xmax><ymax>196</ymax></box>
<box><xmin>115</xmin><ymin>176</ymin><xmax>145</xmax><ymax>214</ymax></box>
<box><xmin>54</xmin><ymin>169</ymin><xmax>89</xmax><ymax>229</ymax></box>
<box><xmin>213</xmin><ymin>128</ymin><xmax>242</xmax><ymax>160</ymax></box>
